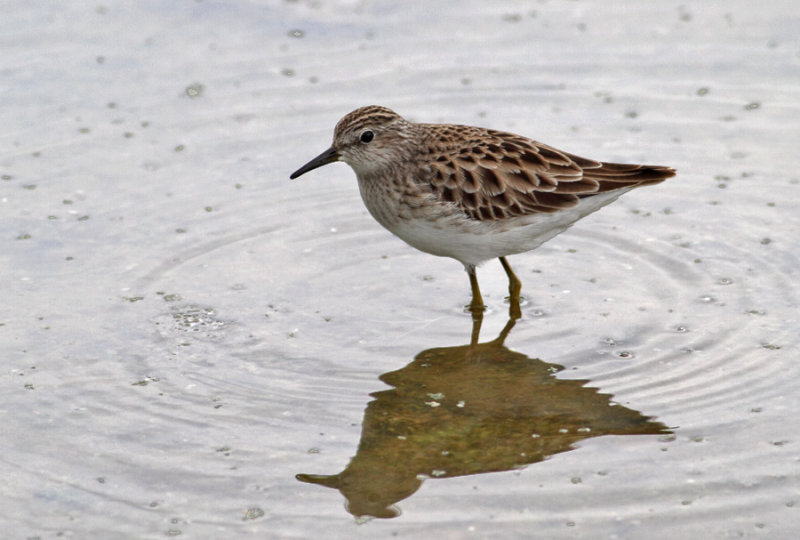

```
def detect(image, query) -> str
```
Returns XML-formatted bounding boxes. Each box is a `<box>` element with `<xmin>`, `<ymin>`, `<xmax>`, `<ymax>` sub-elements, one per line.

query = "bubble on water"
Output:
<box><xmin>184</xmin><ymin>83</ymin><xmax>204</xmax><ymax>98</ymax></box>
<box><xmin>242</xmin><ymin>507</ymin><xmax>264</xmax><ymax>521</ymax></box>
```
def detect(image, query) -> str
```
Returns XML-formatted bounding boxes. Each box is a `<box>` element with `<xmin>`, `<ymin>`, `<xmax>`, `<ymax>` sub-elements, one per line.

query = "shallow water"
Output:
<box><xmin>2</xmin><ymin>1</ymin><xmax>799</xmax><ymax>538</ymax></box>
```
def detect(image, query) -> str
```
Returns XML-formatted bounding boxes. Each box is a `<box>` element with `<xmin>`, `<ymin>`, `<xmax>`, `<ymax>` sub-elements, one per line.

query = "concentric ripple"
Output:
<box><xmin>122</xmin><ymin>144</ymin><xmax>800</xmax><ymax>533</ymax></box>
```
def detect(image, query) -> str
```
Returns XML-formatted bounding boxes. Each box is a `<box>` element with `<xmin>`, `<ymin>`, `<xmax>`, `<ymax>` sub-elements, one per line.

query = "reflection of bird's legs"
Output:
<box><xmin>469</xmin><ymin>314</ymin><xmax>483</xmax><ymax>347</ymax></box>
<box><xmin>499</xmin><ymin>256</ymin><xmax>522</xmax><ymax>320</ymax></box>
<box><xmin>494</xmin><ymin>315</ymin><xmax>518</xmax><ymax>345</ymax></box>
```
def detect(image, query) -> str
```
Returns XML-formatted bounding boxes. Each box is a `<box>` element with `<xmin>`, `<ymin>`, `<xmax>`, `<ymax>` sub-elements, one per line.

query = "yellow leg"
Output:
<box><xmin>499</xmin><ymin>256</ymin><xmax>522</xmax><ymax>320</ymax></box>
<box><xmin>466</xmin><ymin>265</ymin><xmax>485</xmax><ymax>322</ymax></box>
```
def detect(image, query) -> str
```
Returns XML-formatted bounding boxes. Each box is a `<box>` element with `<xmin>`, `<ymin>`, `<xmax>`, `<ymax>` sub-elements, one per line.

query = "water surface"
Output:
<box><xmin>2</xmin><ymin>1</ymin><xmax>799</xmax><ymax>538</ymax></box>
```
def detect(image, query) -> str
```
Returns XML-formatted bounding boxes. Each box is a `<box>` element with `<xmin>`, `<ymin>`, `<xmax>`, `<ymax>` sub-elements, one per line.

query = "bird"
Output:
<box><xmin>290</xmin><ymin>105</ymin><xmax>675</xmax><ymax>319</ymax></box>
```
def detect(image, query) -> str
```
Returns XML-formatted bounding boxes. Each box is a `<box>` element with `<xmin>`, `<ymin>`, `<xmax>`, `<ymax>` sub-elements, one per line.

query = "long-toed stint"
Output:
<box><xmin>291</xmin><ymin>106</ymin><xmax>675</xmax><ymax>319</ymax></box>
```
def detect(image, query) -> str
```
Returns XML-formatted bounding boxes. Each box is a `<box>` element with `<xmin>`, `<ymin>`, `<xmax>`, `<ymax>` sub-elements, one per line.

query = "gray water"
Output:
<box><xmin>2</xmin><ymin>1</ymin><xmax>799</xmax><ymax>538</ymax></box>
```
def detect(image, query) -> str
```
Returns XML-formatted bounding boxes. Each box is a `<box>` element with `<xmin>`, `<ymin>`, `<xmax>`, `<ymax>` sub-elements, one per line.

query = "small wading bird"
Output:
<box><xmin>291</xmin><ymin>106</ymin><xmax>675</xmax><ymax>320</ymax></box>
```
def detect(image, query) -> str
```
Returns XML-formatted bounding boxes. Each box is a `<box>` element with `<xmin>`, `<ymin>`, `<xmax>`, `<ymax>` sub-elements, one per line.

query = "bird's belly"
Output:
<box><xmin>386</xmin><ymin>213</ymin><xmax>567</xmax><ymax>267</ymax></box>
<box><xmin>358</xmin><ymin>175</ymin><xmax>628</xmax><ymax>268</ymax></box>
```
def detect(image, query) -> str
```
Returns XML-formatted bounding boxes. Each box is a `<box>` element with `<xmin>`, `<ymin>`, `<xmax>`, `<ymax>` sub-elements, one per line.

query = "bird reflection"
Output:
<box><xmin>297</xmin><ymin>315</ymin><xmax>670</xmax><ymax>519</ymax></box>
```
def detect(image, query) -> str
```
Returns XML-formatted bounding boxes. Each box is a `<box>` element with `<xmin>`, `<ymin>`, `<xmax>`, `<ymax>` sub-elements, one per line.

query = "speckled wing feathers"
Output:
<box><xmin>425</xmin><ymin>126</ymin><xmax>674</xmax><ymax>221</ymax></box>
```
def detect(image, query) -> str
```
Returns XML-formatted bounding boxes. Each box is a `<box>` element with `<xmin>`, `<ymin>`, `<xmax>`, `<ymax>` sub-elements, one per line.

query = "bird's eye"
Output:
<box><xmin>359</xmin><ymin>130</ymin><xmax>374</xmax><ymax>143</ymax></box>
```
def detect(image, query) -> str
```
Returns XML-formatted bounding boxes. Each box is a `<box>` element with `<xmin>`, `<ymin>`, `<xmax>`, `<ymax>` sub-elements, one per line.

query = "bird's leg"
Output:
<box><xmin>466</xmin><ymin>264</ymin><xmax>485</xmax><ymax>322</ymax></box>
<box><xmin>498</xmin><ymin>256</ymin><xmax>522</xmax><ymax>320</ymax></box>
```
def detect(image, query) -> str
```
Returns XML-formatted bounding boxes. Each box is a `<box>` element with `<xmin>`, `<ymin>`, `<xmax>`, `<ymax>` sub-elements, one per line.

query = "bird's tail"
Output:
<box><xmin>580</xmin><ymin>161</ymin><xmax>676</xmax><ymax>193</ymax></box>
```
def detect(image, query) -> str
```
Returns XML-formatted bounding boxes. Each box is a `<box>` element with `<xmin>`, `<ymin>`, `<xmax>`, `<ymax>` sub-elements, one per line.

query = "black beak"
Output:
<box><xmin>290</xmin><ymin>146</ymin><xmax>340</xmax><ymax>179</ymax></box>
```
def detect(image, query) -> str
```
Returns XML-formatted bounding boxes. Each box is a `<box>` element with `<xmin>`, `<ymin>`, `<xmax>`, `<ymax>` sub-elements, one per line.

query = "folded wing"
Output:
<box><xmin>427</xmin><ymin>128</ymin><xmax>675</xmax><ymax>221</ymax></box>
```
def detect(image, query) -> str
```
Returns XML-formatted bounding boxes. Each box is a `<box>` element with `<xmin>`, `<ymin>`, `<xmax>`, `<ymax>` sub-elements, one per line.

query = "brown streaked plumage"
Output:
<box><xmin>291</xmin><ymin>106</ymin><xmax>675</xmax><ymax>320</ymax></box>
